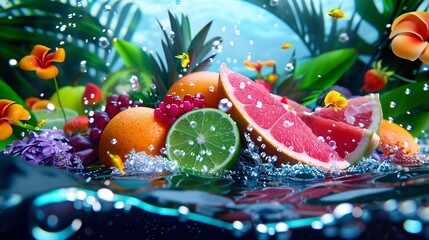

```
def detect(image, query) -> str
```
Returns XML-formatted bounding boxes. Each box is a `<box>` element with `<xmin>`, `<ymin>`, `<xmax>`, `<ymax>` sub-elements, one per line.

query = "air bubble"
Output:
<box><xmin>129</xmin><ymin>75</ymin><xmax>140</xmax><ymax>91</ymax></box>
<box><xmin>269</xmin><ymin>0</ymin><xmax>280</xmax><ymax>7</ymax></box>
<box><xmin>99</xmin><ymin>37</ymin><xmax>110</xmax><ymax>48</ymax></box>
<box><xmin>8</xmin><ymin>59</ymin><xmax>17</xmax><ymax>66</ymax></box>
<box><xmin>79</xmin><ymin>60</ymin><xmax>87</xmax><ymax>73</ymax></box>
<box><xmin>190</xmin><ymin>121</ymin><xmax>197</xmax><ymax>128</ymax></box>
<box><xmin>247</xmin><ymin>125</ymin><xmax>254</xmax><ymax>132</ymax></box>
<box><xmin>148</xmin><ymin>145</ymin><xmax>154</xmax><ymax>152</ymax></box>
<box><xmin>239</xmin><ymin>82</ymin><xmax>246</xmax><ymax>89</ymax></box>
<box><xmin>256</xmin><ymin>101</ymin><xmax>262</xmax><ymax>108</ymax></box>
<box><xmin>390</xmin><ymin>101</ymin><xmax>396</xmax><ymax>108</ymax></box>
<box><xmin>218</xmin><ymin>98</ymin><xmax>232</xmax><ymax>112</ymax></box>
<box><xmin>111</xmin><ymin>138</ymin><xmax>117</xmax><ymax>145</ymax></box>
<box><xmin>405</xmin><ymin>88</ymin><xmax>411</xmax><ymax>95</ymax></box>
<box><xmin>338</xmin><ymin>33</ymin><xmax>350</xmax><ymax>43</ymax></box>
<box><xmin>208</xmin><ymin>85</ymin><xmax>215</xmax><ymax>92</ymax></box>
<box><xmin>210</xmin><ymin>125</ymin><xmax>216</xmax><ymax>131</ymax></box>
<box><xmin>285</xmin><ymin>63</ymin><xmax>294</xmax><ymax>72</ymax></box>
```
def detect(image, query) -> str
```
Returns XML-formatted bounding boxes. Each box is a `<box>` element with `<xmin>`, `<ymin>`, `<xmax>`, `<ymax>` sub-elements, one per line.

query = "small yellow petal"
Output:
<box><xmin>109</xmin><ymin>154</ymin><xmax>125</xmax><ymax>175</ymax></box>
<box><xmin>175</xmin><ymin>52</ymin><xmax>190</xmax><ymax>68</ymax></box>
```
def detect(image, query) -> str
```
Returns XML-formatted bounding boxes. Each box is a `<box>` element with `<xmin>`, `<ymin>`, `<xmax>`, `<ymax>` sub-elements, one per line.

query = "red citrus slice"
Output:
<box><xmin>314</xmin><ymin>94</ymin><xmax>382</xmax><ymax>133</ymax></box>
<box><xmin>218</xmin><ymin>64</ymin><xmax>350</xmax><ymax>170</ymax></box>
<box><xmin>301</xmin><ymin>113</ymin><xmax>380</xmax><ymax>164</ymax></box>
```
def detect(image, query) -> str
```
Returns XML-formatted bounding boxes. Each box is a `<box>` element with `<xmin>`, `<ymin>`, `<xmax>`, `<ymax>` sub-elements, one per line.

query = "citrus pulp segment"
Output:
<box><xmin>301</xmin><ymin>113</ymin><xmax>379</xmax><ymax>164</ymax></box>
<box><xmin>166</xmin><ymin>108</ymin><xmax>241</xmax><ymax>174</ymax></box>
<box><xmin>314</xmin><ymin>94</ymin><xmax>382</xmax><ymax>133</ymax></box>
<box><xmin>218</xmin><ymin>64</ymin><xmax>350</xmax><ymax>171</ymax></box>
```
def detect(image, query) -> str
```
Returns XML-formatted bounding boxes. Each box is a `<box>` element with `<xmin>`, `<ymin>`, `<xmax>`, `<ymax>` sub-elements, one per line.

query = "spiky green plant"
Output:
<box><xmin>113</xmin><ymin>11</ymin><xmax>222</xmax><ymax>104</ymax></box>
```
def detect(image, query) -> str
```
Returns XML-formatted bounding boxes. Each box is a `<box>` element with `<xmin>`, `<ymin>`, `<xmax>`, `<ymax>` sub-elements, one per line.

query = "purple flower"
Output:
<box><xmin>4</xmin><ymin>130</ymin><xmax>75</xmax><ymax>168</ymax></box>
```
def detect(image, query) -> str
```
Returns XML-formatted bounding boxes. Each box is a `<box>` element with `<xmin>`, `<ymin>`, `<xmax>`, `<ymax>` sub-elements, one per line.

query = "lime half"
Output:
<box><xmin>166</xmin><ymin>108</ymin><xmax>241</xmax><ymax>174</ymax></box>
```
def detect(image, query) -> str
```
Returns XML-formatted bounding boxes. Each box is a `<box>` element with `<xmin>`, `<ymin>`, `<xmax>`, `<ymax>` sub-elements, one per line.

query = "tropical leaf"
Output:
<box><xmin>380</xmin><ymin>81</ymin><xmax>429</xmax><ymax>137</ymax></box>
<box><xmin>294</xmin><ymin>48</ymin><xmax>358</xmax><ymax>91</ymax></box>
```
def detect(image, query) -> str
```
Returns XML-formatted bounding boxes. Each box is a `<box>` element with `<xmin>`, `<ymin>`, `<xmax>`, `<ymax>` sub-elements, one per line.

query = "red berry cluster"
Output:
<box><xmin>154</xmin><ymin>93</ymin><xmax>206</xmax><ymax>125</ymax></box>
<box><xmin>105</xmin><ymin>94</ymin><xmax>143</xmax><ymax>119</ymax></box>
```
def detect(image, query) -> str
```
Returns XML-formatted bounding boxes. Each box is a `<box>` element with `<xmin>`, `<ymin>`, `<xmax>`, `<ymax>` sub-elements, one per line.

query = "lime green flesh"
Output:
<box><xmin>166</xmin><ymin>108</ymin><xmax>241</xmax><ymax>174</ymax></box>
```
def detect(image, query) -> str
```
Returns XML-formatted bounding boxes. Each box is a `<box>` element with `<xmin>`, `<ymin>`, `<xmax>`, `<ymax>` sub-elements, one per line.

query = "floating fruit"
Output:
<box><xmin>378</xmin><ymin>119</ymin><xmax>420</xmax><ymax>156</ymax></box>
<box><xmin>314</xmin><ymin>94</ymin><xmax>382</xmax><ymax>133</ymax></box>
<box><xmin>82</xmin><ymin>83</ymin><xmax>104</xmax><ymax>106</ymax></box>
<box><xmin>165</xmin><ymin>108</ymin><xmax>240</xmax><ymax>174</ymax></box>
<box><xmin>98</xmin><ymin>107</ymin><xmax>169</xmax><ymax>167</ymax></box>
<box><xmin>166</xmin><ymin>71</ymin><xmax>219</xmax><ymax>108</ymax></box>
<box><xmin>301</xmin><ymin>113</ymin><xmax>379</xmax><ymax>163</ymax></box>
<box><xmin>218</xmin><ymin>64</ymin><xmax>350</xmax><ymax>170</ymax></box>
<box><xmin>63</xmin><ymin>116</ymin><xmax>89</xmax><ymax>136</ymax></box>
<box><xmin>50</xmin><ymin>85</ymin><xmax>86</xmax><ymax>115</ymax></box>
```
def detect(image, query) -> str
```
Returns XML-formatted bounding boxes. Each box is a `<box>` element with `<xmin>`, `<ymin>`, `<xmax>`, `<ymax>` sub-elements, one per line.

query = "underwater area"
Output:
<box><xmin>1</xmin><ymin>0</ymin><xmax>429</xmax><ymax>239</ymax></box>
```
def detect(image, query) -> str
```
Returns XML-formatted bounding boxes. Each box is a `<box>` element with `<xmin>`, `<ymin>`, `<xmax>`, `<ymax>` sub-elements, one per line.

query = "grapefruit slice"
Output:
<box><xmin>314</xmin><ymin>94</ymin><xmax>382</xmax><ymax>133</ymax></box>
<box><xmin>301</xmin><ymin>113</ymin><xmax>380</xmax><ymax>163</ymax></box>
<box><xmin>218</xmin><ymin>64</ymin><xmax>350</xmax><ymax>170</ymax></box>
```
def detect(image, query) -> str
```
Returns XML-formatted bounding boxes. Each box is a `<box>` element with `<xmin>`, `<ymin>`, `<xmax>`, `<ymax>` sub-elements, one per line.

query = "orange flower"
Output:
<box><xmin>0</xmin><ymin>99</ymin><xmax>31</xmax><ymax>140</ymax></box>
<box><xmin>389</xmin><ymin>12</ymin><xmax>429</xmax><ymax>64</ymax></box>
<box><xmin>19</xmin><ymin>45</ymin><xmax>65</xmax><ymax>80</ymax></box>
<box><xmin>244</xmin><ymin>60</ymin><xmax>276</xmax><ymax>79</ymax></box>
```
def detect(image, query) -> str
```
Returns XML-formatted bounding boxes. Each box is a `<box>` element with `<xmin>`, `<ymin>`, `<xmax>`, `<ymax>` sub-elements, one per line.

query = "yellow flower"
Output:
<box><xmin>0</xmin><ymin>99</ymin><xmax>31</xmax><ymax>140</ymax></box>
<box><xmin>175</xmin><ymin>52</ymin><xmax>190</xmax><ymax>68</ymax></box>
<box><xmin>324</xmin><ymin>90</ymin><xmax>348</xmax><ymax>111</ymax></box>
<box><xmin>19</xmin><ymin>44</ymin><xmax>65</xmax><ymax>80</ymax></box>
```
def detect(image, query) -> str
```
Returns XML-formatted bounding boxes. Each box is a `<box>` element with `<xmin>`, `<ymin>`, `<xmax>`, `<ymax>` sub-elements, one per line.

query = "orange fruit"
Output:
<box><xmin>378</xmin><ymin>119</ymin><xmax>420</xmax><ymax>156</ymax></box>
<box><xmin>98</xmin><ymin>107</ymin><xmax>169</xmax><ymax>167</ymax></box>
<box><xmin>166</xmin><ymin>71</ymin><xmax>219</xmax><ymax>108</ymax></box>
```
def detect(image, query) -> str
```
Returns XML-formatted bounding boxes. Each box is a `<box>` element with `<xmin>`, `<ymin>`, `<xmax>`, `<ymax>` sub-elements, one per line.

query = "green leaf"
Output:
<box><xmin>113</xmin><ymin>39</ymin><xmax>154</xmax><ymax>76</ymax></box>
<box><xmin>380</xmin><ymin>81</ymin><xmax>429</xmax><ymax>137</ymax></box>
<box><xmin>295</xmin><ymin>48</ymin><xmax>358</xmax><ymax>90</ymax></box>
<box><xmin>100</xmin><ymin>67</ymin><xmax>152</xmax><ymax>96</ymax></box>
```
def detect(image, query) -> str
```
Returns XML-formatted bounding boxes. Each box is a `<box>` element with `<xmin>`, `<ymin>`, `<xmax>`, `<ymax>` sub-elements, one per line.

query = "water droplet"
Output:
<box><xmin>390</xmin><ymin>101</ymin><xmax>396</xmax><ymax>108</ymax></box>
<box><xmin>338</xmin><ymin>33</ymin><xmax>350</xmax><ymax>43</ymax></box>
<box><xmin>247</xmin><ymin>125</ymin><xmax>254</xmax><ymax>132</ymax></box>
<box><xmin>190</xmin><ymin>121</ymin><xmax>197</xmax><ymax>128</ymax></box>
<box><xmin>239</xmin><ymin>82</ymin><xmax>246</xmax><ymax>89</ymax></box>
<box><xmin>99</xmin><ymin>37</ymin><xmax>110</xmax><ymax>48</ymax></box>
<box><xmin>328</xmin><ymin>140</ymin><xmax>337</xmax><ymax>149</ymax></box>
<box><xmin>80</xmin><ymin>60</ymin><xmax>87</xmax><ymax>73</ymax></box>
<box><xmin>257</xmin><ymin>136</ymin><xmax>262</xmax><ymax>142</ymax></box>
<box><xmin>104</xmin><ymin>4</ymin><xmax>112</xmax><ymax>11</ymax></box>
<box><xmin>210</xmin><ymin>125</ymin><xmax>216</xmax><ymax>131</ymax></box>
<box><xmin>283</xmin><ymin>120</ymin><xmax>294</xmax><ymax>127</ymax></box>
<box><xmin>269</xmin><ymin>0</ymin><xmax>280</xmax><ymax>7</ymax></box>
<box><xmin>256</xmin><ymin>101</ymin><xmax>262</xmax><ymax>108</ymax></box>
<box><xmin>208</xmin><ymin>85</ymin><xmax>215</xmax><ymax>92</ymax></box>
<box><xmin>218</xmin><ymin>98</ymin><xmax>232</xmax><ymax>112</ymax></box>
<box><xmin>173</xmin><ymin>149</ymin><xmax>185</xmax><ymax>156</ymax></box>
<box><xmin>148</xmin><ymin>144</ymin><xmax>154</xmax><ymax>152</ymax></box>
<box><xmin>129</xmin><ymin>75</ymin><xmax>140</xmax><ymax>91</ymax></box>
<box><xmin>405</xmin><ymin>88</ymin><xmax>411</xmax><ymax>94</ymax></box>
<box><xmin>285</xmin><ymin>63</ymin><xmax>294</xmax><ymax>72</ymax></box>
<box><xmin>196</xmin><ymin>155</ymin><xmax>203</xmax><ymax>162</ymax></box>
<box><xmin>8</xmin><ymin>59</ymin><xmax>17</xmax><ymax>67</ymax></box>
<box><xmin>168</xmin><ymin>31</ymin><xmax>175</xmax><ymax>42</ymax></box>
<box><xmin>111</xmin><ymin>138</ymin><xmax>117</xmax><ymax>145</ymax></box>
<box><xmin>229</xmin><ymin>146</ymin><xmax>236</xmax><ymax>154</ymax></box>
<box><xmin>188</xmin><ymin>139</ymin><xmax>194</xmax><ymax>145</ymax></box>
<box><xmin>423</xmin><ymin>83</ymin><xmax>428</xmax><ymax>91</ymax></box>
<box><xmin>59</xmin><ymin>24</ymin><xmax>67</xmax><ymax>32</ymax></box>
<box><xmin>46</xmin><ymin>103</ymin><xmax>56</xmax><ymax>112</ymax></box>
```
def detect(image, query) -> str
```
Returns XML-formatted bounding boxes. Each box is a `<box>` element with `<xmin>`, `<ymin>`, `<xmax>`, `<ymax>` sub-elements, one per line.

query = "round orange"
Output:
<box><xmin>98</xmin><ymin>107</ymin><xmax>169</xmax><ymax>167</ymax></box>
<box><xmin>166</xmin><ymin>71</ymin><xmax>220</xmax><ymax>108</ymax></box>
<box><xmin>378</xmin><ymin>119</ymin><xmax>420</xmax><ymax>156</ymax></box>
